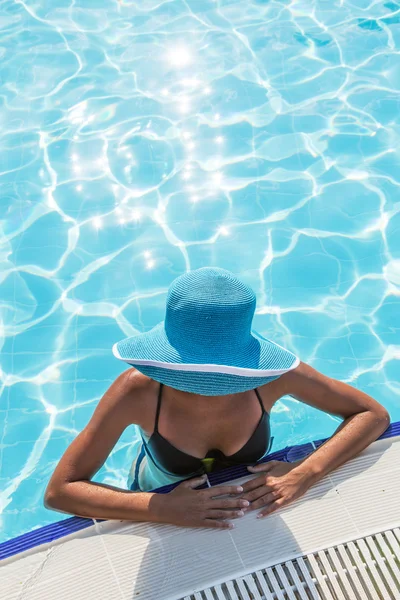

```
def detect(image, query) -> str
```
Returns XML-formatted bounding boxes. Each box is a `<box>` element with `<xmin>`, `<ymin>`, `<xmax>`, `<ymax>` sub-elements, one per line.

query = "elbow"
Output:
<box><xmin>380</xmin><ymin>409</ymin><xmax>391</xmax><ymax>427</ymax></box>
<box><xmin>44</xmin><ymin>484</ymin><xmax>68</xmax><ymax>513</ymax></box>
<box><xmin>44</xmin><ymin>486</ymin><xmax>59</xmax><ymax>511</ymax></box>
<box><xmin>373</xmin><ymin>406</ymin><xmax>391</xmax><ymax>431</ymax></box>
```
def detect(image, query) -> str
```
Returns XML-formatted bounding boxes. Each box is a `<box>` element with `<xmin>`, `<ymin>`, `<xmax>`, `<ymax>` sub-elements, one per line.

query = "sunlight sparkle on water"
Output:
<box><xmin>4</xmin><ymin>0</ymin><xmax>400</xmax><ymax>546</ymax></box>
<box><xmin>179</xmin><ymin>98</ymin><xmax>190</xmax><ymax>113</ymax></box>
<box><xmin>131</xmin><ymin>209</ymin><xmax>141</xmax><ymax>221</ymax></box>
<box><xmin>167</xmin><ymin>45</ymin><xmax>192</xmax><ymax>68</ymax></box>
<box><xmin>97</xmin><ymin>158</ymin><xmax>108</xmax><ymax>169</ymax></box>
<box><xmin>346</xmin><ymin>171</ymin><xmax>369</xmax><ymax>180</ymax></box>
<box><xmin>181</xmin><ymin>78</ymin><xmax>199</xmax><ymax>88</ymax></box>
<box><xmin>212</xmin><ymin>171</ymin><xmax>223</xmax><ymax>185</ymax></box>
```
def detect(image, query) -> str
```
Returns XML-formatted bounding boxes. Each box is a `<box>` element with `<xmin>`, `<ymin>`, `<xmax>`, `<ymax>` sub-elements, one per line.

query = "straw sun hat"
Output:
<box><xmin>113</xmin><ymin>267</ymin><xmax>299</xmax><ymax>396</ymax></box>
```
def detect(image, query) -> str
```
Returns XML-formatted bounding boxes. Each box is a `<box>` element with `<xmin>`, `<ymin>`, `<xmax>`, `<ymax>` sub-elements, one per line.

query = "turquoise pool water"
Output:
<box><xmin>1</xmin><ymin>0</ymin><xmax>400</xmax><ymax>543</ymax></box>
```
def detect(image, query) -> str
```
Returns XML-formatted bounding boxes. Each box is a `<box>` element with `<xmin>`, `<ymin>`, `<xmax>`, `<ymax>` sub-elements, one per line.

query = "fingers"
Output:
<box><xmin>246</xmin><ymin>492</ymin><xmax>277</xmax><ymax>510</ymax></box>
<box><xmin>257</xmin><ymin>497</ymin><xmax>286</xmax><ymax>518</ymax></box>
<box><xmin>204</xmin><ymin>519</ymin><xmax>234</xmax><ymax>530</ymax></box>
<box><xmin>241</xmin><ymin>479</ymin><xmax>274</xmax><ymax>497</ymax></box>
<box><xmin>181</xmin><ymin>474</ymin><xmax>208</xmax><ymax>489</ymax></box>
<box><xmin>247</xmin><ymin>460</ymin><xmax>278</xmax><ymax>473</ymax></box>
<box><xmin>241</xmin><ymin>483</ymin><xmax>275</xmax><ymax>502</ymax></box>
<box><xmin>207</xmin><ymin>509</ymin><xmax>245</xmax><ymax>520</ymax></box>
<box><xmin>207</xmin><ymin>497</ymin><xmax>250</xmax><ymax>510</ymax></box>
<box><xmin>201</xmin><ymin>496</ymin><xmax>285</xmax><ymax>529</ymax></box>
<box><xmin>203</xmin><ymin>484</ymin><xmax>243</xmax><ymax>498</ymax></box>
<box><xmin>240</xmin><ymin>475</ymin><xmax>267</xmax><ymax>494</ymax></box>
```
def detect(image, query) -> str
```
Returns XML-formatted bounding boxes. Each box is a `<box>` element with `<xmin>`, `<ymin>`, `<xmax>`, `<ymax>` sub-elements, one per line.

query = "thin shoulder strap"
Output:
<box><xmin>153</xmin><ymin>383</ymin><xmax>163</xmax><ymax>433</ymax></box>
<box><xmin>254</xmin><ymin>388</ymin><xmax>266</xmax><ymax>412</ymax></box>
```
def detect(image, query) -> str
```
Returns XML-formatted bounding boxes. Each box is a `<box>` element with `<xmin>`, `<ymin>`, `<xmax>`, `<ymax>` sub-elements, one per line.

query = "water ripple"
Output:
<box><xmin>0</xmin><ymin>0</ymin><xmax>399</xmax><ymax>541</ymax></box>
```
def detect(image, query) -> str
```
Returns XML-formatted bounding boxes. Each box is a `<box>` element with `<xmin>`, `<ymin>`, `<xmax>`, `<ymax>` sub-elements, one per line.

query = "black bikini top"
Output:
<box><xmin>141</xmin><ymin>384</ymin><xmax>272</xmax><ymax>477</ymax></box>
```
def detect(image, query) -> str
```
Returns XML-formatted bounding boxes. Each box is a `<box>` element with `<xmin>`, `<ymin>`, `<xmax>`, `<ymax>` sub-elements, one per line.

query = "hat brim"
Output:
<box><xmin>113</xmin><ymin>323</ymin><xmax>299</xmax><ymax>395</ymax></box>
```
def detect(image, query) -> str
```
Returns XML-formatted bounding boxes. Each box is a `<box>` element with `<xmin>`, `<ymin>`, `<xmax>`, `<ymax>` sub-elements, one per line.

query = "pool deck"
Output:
<box><xmin>2</xmin><ymin>424</ymin><xmax>400</xmax><ymax>600</ymax></box>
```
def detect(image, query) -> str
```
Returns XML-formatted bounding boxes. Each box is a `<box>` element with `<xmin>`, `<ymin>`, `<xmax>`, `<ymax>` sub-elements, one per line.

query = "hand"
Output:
<box><xmin>163</xmin><ymin>474</ymin><xmax>250</xmax><ymax>529</ymax></box>
<box><xmin>240</xmin><ymin>460</ymin><xmax>315</xmax><ymax>518</ymax></box>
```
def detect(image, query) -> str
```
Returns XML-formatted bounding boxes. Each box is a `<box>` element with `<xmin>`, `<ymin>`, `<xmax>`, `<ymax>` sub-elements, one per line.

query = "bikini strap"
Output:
<box><xmin>155</xmin><ymin>385</ymin><xmax>263</xmax><ymax>433</ymax></box>
<box><xmin>154</xmin><ymin>383</ymin><xmax>163</xmax><ymax>434</ymax></box>
<box><xmin>254</xmin><ymin>388</ymin><xmax>265</xmax><ymax>413</ymax></box>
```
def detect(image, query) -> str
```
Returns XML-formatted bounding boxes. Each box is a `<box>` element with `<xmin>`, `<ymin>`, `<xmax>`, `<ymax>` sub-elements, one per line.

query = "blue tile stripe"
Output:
<box><xmin>1</xmin><ymin>420</ymin><xmax>399</xmax><ymax>562</ymax></box>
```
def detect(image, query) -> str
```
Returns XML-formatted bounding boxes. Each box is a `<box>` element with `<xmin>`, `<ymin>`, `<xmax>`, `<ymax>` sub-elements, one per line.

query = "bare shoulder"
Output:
<box><xmin>264</xmin><ymin>361</ymin><xmax>389</xmax><ymax>420</ymax></box>
<box><xmin>257</xmin><ymin>361</ymin><xmax>312</xmax><ymax>409</ymax></box>
<box><xmin>98</xmin><ymin>368</ymin><xmax>159</xmax><ymax>428</ymax></box>
<box><xmin>256</xmin><ymin>369</ymin><xmax>292</xmax><ymax>411</ymax></box>
<box><xmin>268</xmin><ymin>361</ymin><xmax>327</xmax><ymax>396</ymax></box>
<box><xmin>125</xmin><ymin>367</ymin><xmax>158</xmax><ymax>395</ymax></box>
<box><xmin>279</xmin><ymin>361</ymin><xmax>337</xmax><ymax>394</ymax></box>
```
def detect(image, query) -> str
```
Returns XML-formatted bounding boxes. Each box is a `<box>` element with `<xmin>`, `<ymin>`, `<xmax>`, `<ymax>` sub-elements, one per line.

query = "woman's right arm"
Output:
<box><xmin>44</xmin><ymin>370</ymin><xmax>166</xmax><ymax>522</ymax></box>
<box><xmin>44</xmin><ymin>370</ymin><xmax>247</xmax><ymax>529</ymax></box>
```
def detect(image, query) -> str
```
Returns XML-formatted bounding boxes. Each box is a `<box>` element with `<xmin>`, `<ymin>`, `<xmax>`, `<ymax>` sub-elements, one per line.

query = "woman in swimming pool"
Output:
<box><xmin>45</xmin><ymin>267</ymin><xmax>390</xmax><ymax>530</ymax></box>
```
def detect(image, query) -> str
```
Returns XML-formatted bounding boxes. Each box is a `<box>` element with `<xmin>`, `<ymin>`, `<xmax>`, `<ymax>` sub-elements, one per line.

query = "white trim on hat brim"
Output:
<box><xmin>112</xmin><ymin>343</ymin><xmax>300</xmax><ymax>377</ymax></box>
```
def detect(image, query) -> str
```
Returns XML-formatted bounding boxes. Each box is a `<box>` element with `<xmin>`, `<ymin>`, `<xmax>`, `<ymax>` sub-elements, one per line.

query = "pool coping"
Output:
<box><xmin>1</xmin><ymin>420</ymin><xmax>399</xmax><ymax>562</ymax></box>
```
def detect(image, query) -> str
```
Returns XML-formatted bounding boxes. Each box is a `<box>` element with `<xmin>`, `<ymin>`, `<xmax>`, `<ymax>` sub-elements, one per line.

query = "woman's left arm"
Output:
<box><xmin>282</xmin><ymin>361</ymin><xmax>390</xmax><ymax>479</ymax></box>
<box><xmin>241</xmin><ymin>361</ymin><xmax>390</xmax><ymax>516</ymax></box>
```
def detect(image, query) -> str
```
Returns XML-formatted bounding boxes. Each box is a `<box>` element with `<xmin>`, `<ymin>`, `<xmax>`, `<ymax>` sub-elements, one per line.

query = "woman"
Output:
<box><xmin>45</xmin><ymin>267</ymin><xmax>390</xmax><ymax>530</ymax></box>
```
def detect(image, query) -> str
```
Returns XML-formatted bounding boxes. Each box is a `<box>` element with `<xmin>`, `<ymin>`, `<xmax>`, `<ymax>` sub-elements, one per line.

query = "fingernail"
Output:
<box><xmin>257</xmin><ymin>514</ymin><xmax>265</xmax><ymax>519</ymax></box>
<box><xmin>241</xmin><ymin>500</ymin><xmax>250</xmax><ymax>507</ymax></box>
<box><xmin>228</xmin><ymin>523</ymin><xmax>235</xmax><ymax>529</ymax></box>
<box><xmin>236</xmin><ymin>486</ymin><xmax>243</xmax><ymax>492</ymax></box>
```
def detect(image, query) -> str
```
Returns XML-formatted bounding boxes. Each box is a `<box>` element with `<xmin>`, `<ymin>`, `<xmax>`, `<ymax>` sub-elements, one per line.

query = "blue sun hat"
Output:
<box><xmin>112</xmin><ymin>267</ymin><xmax>299</xmax><ymax>396</ymax></box>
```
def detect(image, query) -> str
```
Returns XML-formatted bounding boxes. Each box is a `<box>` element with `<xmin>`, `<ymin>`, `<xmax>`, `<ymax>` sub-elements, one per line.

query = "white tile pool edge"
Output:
<box><xmin>2</xmin><ymin>421</ymin><xmax>399</xmax><ymax>563</ymax></box>
<box><xmin>2</xmin><ymin>434</ymin><xmax>400</xmax><ymax>600</ymax></box>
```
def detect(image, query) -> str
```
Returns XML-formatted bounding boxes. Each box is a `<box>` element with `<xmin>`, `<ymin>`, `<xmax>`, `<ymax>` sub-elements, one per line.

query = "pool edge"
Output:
<box><xmin>1</xmin><ymin>420</ymin><xmax>399</xmax><ymax>562</ymax></box>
